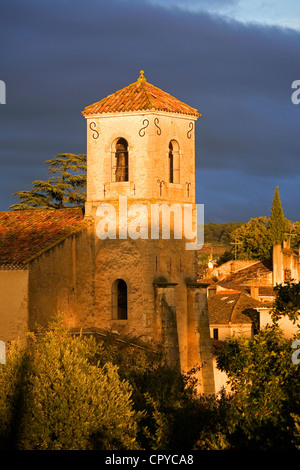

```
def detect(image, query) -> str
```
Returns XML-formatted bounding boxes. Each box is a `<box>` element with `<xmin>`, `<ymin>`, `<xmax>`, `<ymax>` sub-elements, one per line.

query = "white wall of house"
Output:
<box><xmin>259</xmin><ymin>308</ymin><xmax>299</xmax><ymax>339</ymax></box>
<box><xmin>210</xmin><ymin>323</ymin><xmax>253</xmax><ymax>342</ymax></box>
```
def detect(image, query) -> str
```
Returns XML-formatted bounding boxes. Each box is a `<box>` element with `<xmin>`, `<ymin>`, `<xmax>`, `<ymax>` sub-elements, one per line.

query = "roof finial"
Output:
<box><xmin>138</xmin><ymin>70</ymin><xmax>146</xmax><ymax>83</ymax></box>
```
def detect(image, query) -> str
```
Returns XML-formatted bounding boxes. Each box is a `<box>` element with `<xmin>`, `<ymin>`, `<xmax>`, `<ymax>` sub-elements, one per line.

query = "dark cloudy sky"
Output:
<box><xmin>0</xmin><ymin>0</ymin><xmax>299</xmax><ymax>223</ymax></box>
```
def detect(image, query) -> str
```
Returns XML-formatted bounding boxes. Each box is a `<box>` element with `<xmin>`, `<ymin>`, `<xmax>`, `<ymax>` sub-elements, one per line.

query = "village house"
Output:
<box><xmin>206</xmin><ymin>242</ymin><xmax>300</xmax><ymax>391</ymax></box>
<box><xmin>206</xmin><ymin>239</ymin><xmax>300</xmax><ymax>341</ymax></box>
<box><xmin>208</xmin><ymin>290</ymin><xmax>260</xmax><ymax>342</ymax></box>
<box><xmin>207</xmin><ymin>289</ymin><xmax>261</xmax><ymax>393</ymax></box>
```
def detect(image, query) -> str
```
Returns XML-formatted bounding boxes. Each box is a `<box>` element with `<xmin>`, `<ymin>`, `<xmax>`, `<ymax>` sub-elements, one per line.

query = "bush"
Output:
<box><xmin>216</xmin><ymin>326</ymin><xmax>300</xmax><ymax>449</ymax></box>
<box><xmin>1</xmin><ymin>319</ymin><xmax>300</xmax><ymax>450</ymax></box>
<box><xmin>0</xmin><ymin>319</ymin><xmax>139</xmax><ymax>450</ymax></box>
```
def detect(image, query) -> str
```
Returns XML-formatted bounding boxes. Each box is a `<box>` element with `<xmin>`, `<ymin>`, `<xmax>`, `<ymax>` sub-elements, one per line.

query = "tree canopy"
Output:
<box><xmin>10</xmin><ymin>153</ymin><xmax>86</xmax><ymax>210</ymax></box>
<box><xmin>0</xmin><ymin>319</ymin><xmax>138</xmax><ymax>450</ymax></box>
<box><xmin>223</xmin><ymin>187</ymin><xmax>295</xmax><ymax>261</ymax></box>
<box><xmin>1</xmin><ymin>315</ymin><xmax>300</xmax><ymax>450</ymax></box>
<box><xmin>271</xmin><ymin>281</ymin><xmax>300</xmax><ymax>326</ymax></box>
<box><xmin>216</xmin><ymin>325</ymin><xmax>300</xmax><ymax>449</ymax></box>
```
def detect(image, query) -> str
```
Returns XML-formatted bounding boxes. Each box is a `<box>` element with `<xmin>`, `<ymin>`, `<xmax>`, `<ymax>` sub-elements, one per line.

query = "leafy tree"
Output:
<box><xmin>94</xmin><ymin>332</ymin><xmax>199</xmax><ymax>450</ymax></box>
<box><xmin>216</xmin><ymin>326</ymin><xmax>300</xmax><ymax>449</ymax></box>
<box><xmin>204</xmin><ymin>222</ymin><xmax>243</xmax><ymax>246</ymax></box>
<box><xmin>2</xmin><ymin>316</ymin><xmax>300</xmax><ymax>450</ymax></box>
<box><xmin>229</xmin><ymin>216</ymin><xmax>271</xmax><ymax>260</ymax></box>
<box><xmin>0</xmin><ymin>342</ymin><xmax>27</xmax><ymax>449</ymax></box>
<box><xmin>290</xmin><ymin>221</ymin><xmax>300</xmax><ymax>249</ymax></box>
<box><xmin>10</xmin><ymin>153</ymin><xmax>86</xmax><ymax>210</ymax></box>
<box><xmin>272</xmin><ymin>281</ymin><xmax>300</xmax><ymax>325</ymax></box>
<box><xmin>94</xmin><ymin>332</ymin><xmax>234</xmax><ymax>451</ymax></box>
<box><xmin>0</xmin><ymin>319</ymin><xmax>139</xmax><ymax>450</ymax></box>
<box><xmin>293</xmin><ymin>414</ymin><xmax>300</xmax><ymax>449</ymax></box>
<box><xmin>220</xmin><ymin>187</ymin><xmax>295</xmax><ymax>262</ymax></box>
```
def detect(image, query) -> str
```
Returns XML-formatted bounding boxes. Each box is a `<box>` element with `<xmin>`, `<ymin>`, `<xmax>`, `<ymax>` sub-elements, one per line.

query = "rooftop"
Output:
<box><xmin>0</xmin><ymin>208</ymin><xmax>91</xmax><ymax>267</ymax></box>
<box><xmin>82</xmin><ymin>70</ymin><xmax>200</xmax><ymax>117</ymax></box>
<box><xmin>218</xmin><ymin>259</ymin><xmax>272</xmax><ymax>287</ymax></box>
<box><xmin>208</xmin><ymin>291</ymin><xmax>261</xmax><ymax>325</ymax></box>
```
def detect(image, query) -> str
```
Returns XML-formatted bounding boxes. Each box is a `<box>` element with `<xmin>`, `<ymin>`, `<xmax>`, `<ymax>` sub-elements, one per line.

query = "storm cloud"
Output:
<box><xmin>0</xmin><ymin>0</ymin><xmax>299</xmax><ymax>222</ymax></box>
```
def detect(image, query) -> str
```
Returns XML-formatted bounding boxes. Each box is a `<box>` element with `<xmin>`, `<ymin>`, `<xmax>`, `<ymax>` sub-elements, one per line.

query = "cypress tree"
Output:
<box><xmin>268</xmin><ymin>186</ymin><xmax>289</xmax><ymax>245</ymax></box>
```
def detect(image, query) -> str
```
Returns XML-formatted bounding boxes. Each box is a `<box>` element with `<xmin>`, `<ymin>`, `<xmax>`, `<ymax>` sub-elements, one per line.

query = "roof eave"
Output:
<box><xmin>81</xmin><ymin>109</ymin><xmax>200</xmax><ymax>119</ymax></box>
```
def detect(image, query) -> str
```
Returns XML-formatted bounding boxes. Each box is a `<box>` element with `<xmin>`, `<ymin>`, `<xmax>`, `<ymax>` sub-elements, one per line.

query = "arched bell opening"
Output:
<box><xmin>113</xmin><ymin>138</ymin><xmax>129</xmax><ymax>182</ymax></box>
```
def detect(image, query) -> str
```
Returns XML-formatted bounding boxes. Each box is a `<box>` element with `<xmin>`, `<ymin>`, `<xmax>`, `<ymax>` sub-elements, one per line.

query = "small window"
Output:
<box><xmin>213</xmin><ymin>328</ymin><xmax>219</xmax><ymax>340</ymax></box>
<box><xmin>168</xmin><ymin>140</ymin><xmax>180</xmax><ymax>184</ymax></box>
<box><xmin>111</xmin><ymin>279</ymin><xmax>128</xmax><ymax>320</ymax></box>
<box><xmin>113</xmin><ymin>138</ymin><xmax>128</xmax><ymax>182</ymax></box>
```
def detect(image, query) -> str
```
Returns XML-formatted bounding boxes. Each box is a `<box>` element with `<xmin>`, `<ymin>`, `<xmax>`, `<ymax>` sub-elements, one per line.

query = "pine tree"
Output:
<box><xmin>10</xmin><ymin>153</ymin><xmax>86</xmax><ymax>210</ymax></box>
<box><xmin>268</xmin><ymin>186</ymin><xmax>290</xmax><ymax>245</ymax></box>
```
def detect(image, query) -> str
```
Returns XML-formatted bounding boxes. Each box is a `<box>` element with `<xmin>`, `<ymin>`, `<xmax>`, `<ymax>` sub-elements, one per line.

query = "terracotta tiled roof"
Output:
<box><xmin>82</xmin><ymin>70</ymin><xmax>200</xmax><ymax>117</ymax></box>
<box><xmin>208</xmin><ymin>292</ymin><xmax>260</xmax><ymax>325</ymax></box>
<box><xmin>218</xmin><ymin>260</ymin><xmax>272</xmax><ymax>287</ymax></box>
<box><xmin>0</xmin><ymin>208</ymin><xmax>91</xmax><ymax>267</ymax></box>
<box><xmin>259</xmin><ymin>286</ymin><xmax>275</xmax><ymax>296</ymax></box>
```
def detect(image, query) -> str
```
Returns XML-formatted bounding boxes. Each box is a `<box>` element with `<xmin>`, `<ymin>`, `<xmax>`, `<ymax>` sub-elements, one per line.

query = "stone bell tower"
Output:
<box><xmin>81</xmin><ymin>71</ymin><xmax>215</xmax><ymax>394</ymax></box>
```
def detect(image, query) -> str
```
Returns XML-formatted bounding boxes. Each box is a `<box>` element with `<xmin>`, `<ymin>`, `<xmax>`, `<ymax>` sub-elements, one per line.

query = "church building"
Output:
<box><xmin>0</xmin><ymin>71</ymin><xmax>215</xmax><ymax>394</ymax></box>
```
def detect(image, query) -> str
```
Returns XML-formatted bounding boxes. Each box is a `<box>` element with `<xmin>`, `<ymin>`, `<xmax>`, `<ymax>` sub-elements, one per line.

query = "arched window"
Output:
<box><xmin>114</xmin><ymin>138</ymin><xmax>129</xmax><ymax>182</ymax></box>
<box><xmin>168</xmin><ymin>140</ymin><xmax>180</xmax><ymax>184</ymax></box>
<box><xmin>111</xmin><ymin>279</ymin><xmax>128</xmax><ymax>320</ymax></box>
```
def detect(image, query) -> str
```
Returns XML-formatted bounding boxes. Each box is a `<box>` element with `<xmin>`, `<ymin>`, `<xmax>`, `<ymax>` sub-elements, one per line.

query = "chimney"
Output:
<box><xmin>273</xmin><ymin>243</ymin><xmax>283</xmax><ymax>286</ymax></box>
<box><xmin>250</xmin><ymin>286</ymin><xmax>259</xmax><ymax>300</ymax></box>
<box><xmin>283</xmin><ymin>239</ymin><xmax>290</xmax><ymax>249</ymax></box>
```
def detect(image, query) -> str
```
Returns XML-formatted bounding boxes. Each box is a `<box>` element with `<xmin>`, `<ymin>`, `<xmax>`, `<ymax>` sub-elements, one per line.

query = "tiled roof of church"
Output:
<box><xmin>208</xmin><ymin>292</ymin><xmax>260</xmax><ymax>325</ymax></box>
<box><xmin>82</xmin><ymin>70</ymin><xmax>200</xmax><ymax>117</ymax></box>
<box><xmin>0</xmin><ymin>208</ymin><xmax>91</xmax><ymax>267</ymax></box>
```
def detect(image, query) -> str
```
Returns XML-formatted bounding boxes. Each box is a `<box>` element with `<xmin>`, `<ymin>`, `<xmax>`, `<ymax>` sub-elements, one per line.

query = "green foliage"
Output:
<box><xmin>216</xmin><ymin>326</ymin><xmax>300</xmax><ymax>449</ymax></box>
<box><xmin>292</xmin><ymin>413</ymin><xmax>300</xmax><ymax>449</ymax></box>
<box><xmin>0</xmin><ymin>342</ymin><xmax>27</xmax><ymax>449</ymax></box>
<box><xmin>272</xmin><ymin>282</ymin><xmax>300</xmax><ymax>325</ymax></box>
<box><xmin>1</xmin><ymin>318</ymin><xmax>300</xmax><ymax>450</ymax></box>
<box><xmin>218</xmin><ymin>187</ymin><xmax>296</xmax><ymax>262</ymax></box>
<box><xmin>93</xmin><ymin>333</ymin><xmax>200</xmax><ymax>450</ymax></box>
<box><xmin>193</xmin><ymin>390</ymin><xmax>233</xmax><ymax>450</ymax></box>
<box><xmin>204</xmin><ymin>222</ymin><xmax>244</xmax><ymax>246</ymax></box>
<box><xmin>291</xmin><ymin>221</ymin><xmax>300</xmax><ymax>248</ymax></box>
<box><xmin>10</xmin><ymin>153</ymin><xmax>86</xmax><ymax>210</ymax></box>
<box><xmin>268</xmin><ymin>186</ymin><xmax>290</xmax><ymax>245</ymax></box>
<box><xmin>230</xmin><ymin>216</ymin><xmax>272</xmax><ymax>260</ymax></box>
<box><xmin>0</xmin><ymin>320</ymin><xmax>139</xmax><ymax>450</ymax></box>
